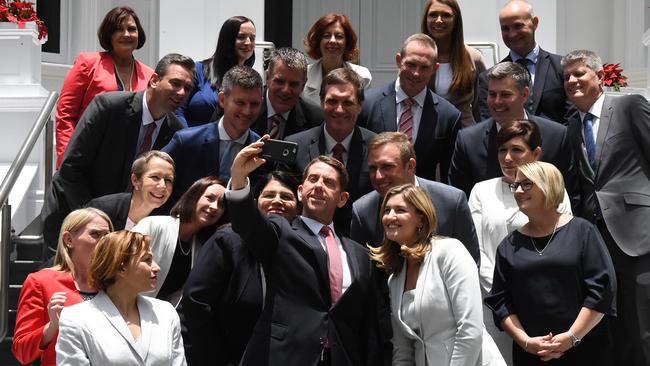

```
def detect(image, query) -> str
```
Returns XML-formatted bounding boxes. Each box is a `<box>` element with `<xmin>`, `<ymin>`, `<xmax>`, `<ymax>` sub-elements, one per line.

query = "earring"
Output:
<box><xmin>134</xmin><ymin>185</ymin><xmax>140</xmax><ymax>191</ymax></box>
<box><xmin>417</xmin><ymin>226</ymin><xmax>423</xmax><ymax>233</ymax></box>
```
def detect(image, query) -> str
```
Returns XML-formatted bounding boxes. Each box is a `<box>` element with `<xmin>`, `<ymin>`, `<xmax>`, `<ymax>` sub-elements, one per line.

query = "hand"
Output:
<box><xmin>548</xmin><ymin>331</ymin><xmax>574</xmax><ymax>353</ymax></box>
<box><xmin>524</xmin><ymin>333</ymin><xmax>561</xmax><ymax>356</ymax></box>
<box><xmin>230</xmin><ymin>135</ymin><xmax>268</xmax><ymax>189</ymax></box>
<box><xmin>46</xmin><ymin>292</ymin><xmax>67</xmax><ymax>328</ymax></box>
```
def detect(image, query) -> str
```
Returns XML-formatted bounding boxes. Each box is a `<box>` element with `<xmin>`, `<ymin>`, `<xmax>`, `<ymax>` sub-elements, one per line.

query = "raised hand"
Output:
<box><xmin>47</xmin><ymin>291</ymin><xmax>68</xmax><ymax>328</ymax></box>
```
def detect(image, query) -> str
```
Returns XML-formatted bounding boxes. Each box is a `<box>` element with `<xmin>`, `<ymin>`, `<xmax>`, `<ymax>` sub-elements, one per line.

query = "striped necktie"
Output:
<box><xmin>399</xmin><ymin>98</ymin><xmax>415</xmax><ymax>140</ymax></box>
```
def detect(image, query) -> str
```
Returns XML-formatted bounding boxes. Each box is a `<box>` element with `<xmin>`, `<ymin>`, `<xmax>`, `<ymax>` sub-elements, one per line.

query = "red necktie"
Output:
<box><xmin>331</xmin><ymin>143</ymin><xmax>345</xmax><ymax>165</ymax></box>
<box><xmin>320</xmin><ymin>225</ymin><xmax>343</xmax><ymax>305</ymax></box>
<box><xmin>268</xmin><ymin>114</ymin><xmax>284</xmax><ymax>139</ymax></box>
<box><xmin>136</xmin><ymin>122</ymin><xmax>156</xmax><ymax>158</ymax></box>
<box><xmin>399</xmin><ymin>98</ymin><xmax>414</xmax><ymax>141</ymax></box>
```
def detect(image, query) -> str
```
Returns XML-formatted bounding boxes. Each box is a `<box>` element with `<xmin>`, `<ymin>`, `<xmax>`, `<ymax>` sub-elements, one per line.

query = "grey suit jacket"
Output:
<box><xmin>56</xmin><ymin>291</ymin><xmax>186</xmax><ymax>365</ymax></box>
<box><xmin>568</xmin><ymin>93</ymin><xmax>650</xmax><ymax>256</ymax></box>
<box><xmin>350</xmin><ymin>176</ymin><xmax>479</xmax><ymax>264</ymax></box>
<box><xmin>41</xmin><ymin>91</ymin><xmax>183</xmax><ymax>249</ymax></box>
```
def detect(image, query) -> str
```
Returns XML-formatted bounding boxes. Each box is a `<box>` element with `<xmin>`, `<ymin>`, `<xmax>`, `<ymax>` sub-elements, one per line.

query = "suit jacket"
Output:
<box><xmin>251</xmin><ymin>91</ymin><xmax>323</xmax><ymax>139</ymax></box>
<box><xmin>285</xmin><ymin>124</ymin><xmax>375</xmax><ymax>236</ymax></box>
<box><xmin>12</xmin><ymin>269</ymin><xmax>83</xmax><ymax>366</ymax></box>
<box><xmin>350</xmin><ymin>176</ymin><xmax>479</xmax><ymax>366</ymax></box>
<box><xmin>42</xmin><ymin>91</ymin><xmax>183</xmax><ymax>250</ymax></box>
<box><xmin>86</xmin><ymin>192</ymin><xmax>131</xmax><ymax>230</ymax></box>
<box><xmin>568</xmin><ymin>94</ymin><xmax>650</xmax><ymax>256</ymax></box>
<box><xmin>55</xmin><ymin>51</ymin><xmax>154</xmax><ymax>167</ymax></box>
<box><xmin>477</xmin><ymin>48</ymin><xmax>575</xmax><ymax>124</ymax></box>
<box><xmin>178</xmin><ymin>226</ymin><xmax>264</xmax><ymax>366</ymax></box>
<box><xmin>358</xmin><ymin>82</ymin><xmax>461</xmax><ymax>182</ymax></box>
<box><xmin>226</xmin><ymin>188</ymin><xmax>381</xmax><ymax>366</ymax></box>
<box><xmin>390</xmin><ymin>238</ymin><xmax>503</xmax><ymax>366</ymax></box>
<box><xmin>162</xmin><ymin>122</ymin><xmax>260</xmax><ymax>205</ymax></box>
<box><xmin>56</xmin><ymin>291</ymin><xmax>186</xmax><ymax>365</ymax></box>
<box><xmin>448</xmin><ymin>115</ymin><xmax>576</xmax><ymax>206</ymax></box>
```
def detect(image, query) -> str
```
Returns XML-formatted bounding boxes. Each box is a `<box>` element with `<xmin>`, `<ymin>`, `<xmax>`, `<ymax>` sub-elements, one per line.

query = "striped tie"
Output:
<box><xmin>332</xmin><ymin>143</ymin><xmax>345</xmax><ymax>164</ymax></box>
<box><xmin>399</xmin><ymin>98</ymin><xmax>414</xmax><ymax>140</ymax></box>
<box><xmin>268</xmin><ymin>114</ymin><xmax>284</xmax><ymax>139</ymax></box>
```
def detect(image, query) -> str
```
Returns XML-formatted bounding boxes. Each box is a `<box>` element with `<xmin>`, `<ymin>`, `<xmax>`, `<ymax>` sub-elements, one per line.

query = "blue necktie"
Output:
<box><xmin>219</xmin><ymin>140</ymin><xmax>241</xmax><ymax>181</ymax></box>
<box><xmin>582</xmin><ymin>113</ymin><xmax>597</xmax><ymax>170</ymax></box>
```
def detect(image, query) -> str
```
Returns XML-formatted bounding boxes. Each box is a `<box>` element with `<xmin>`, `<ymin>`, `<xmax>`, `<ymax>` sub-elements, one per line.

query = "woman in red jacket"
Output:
<box><xmin>55</xmin><ymin>6</ymin><xmax>153</xmax><ymax>168</ymax></box>
<box><xmin>12</xmin><ymin>208</ymin><xmax>113</xmax><ymax>366</ymax></box>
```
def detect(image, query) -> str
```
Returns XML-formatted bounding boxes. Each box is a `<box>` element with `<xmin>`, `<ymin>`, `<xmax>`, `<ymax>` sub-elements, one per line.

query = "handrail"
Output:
<box><xmin>0</xmin><ymin>91</ymin><xmax>58</xmax><ymax>342</ymax></box>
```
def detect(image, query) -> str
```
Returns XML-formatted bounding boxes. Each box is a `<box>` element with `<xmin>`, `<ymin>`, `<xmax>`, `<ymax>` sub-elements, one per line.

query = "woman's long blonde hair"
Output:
<box><xmin>369</xmin><ymin>184</ymin><xmax>438</xmax><ymax>275</ymax></box>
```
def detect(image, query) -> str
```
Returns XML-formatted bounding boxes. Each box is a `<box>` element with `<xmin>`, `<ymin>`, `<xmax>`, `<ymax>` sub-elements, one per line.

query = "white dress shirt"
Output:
<box><xmin>395</xmin><ymin>79</ymin><xmax>427</xmax><ymax>143</ymax></box>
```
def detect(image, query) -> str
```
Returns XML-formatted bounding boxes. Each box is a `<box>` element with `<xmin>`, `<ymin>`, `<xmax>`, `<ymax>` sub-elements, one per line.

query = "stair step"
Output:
<box><xmin>10</xmin><ymin>260</ymin><xmax>41</xmax><ymax>287</ymax></box>
<box><xmin>14</xmin><ymin>238</ymin><xmax>44</xmax><ymax>262</ymax></box>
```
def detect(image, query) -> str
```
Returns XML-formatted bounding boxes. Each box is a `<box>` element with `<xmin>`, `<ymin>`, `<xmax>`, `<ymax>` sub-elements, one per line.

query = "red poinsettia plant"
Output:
<box><xmin>0</xmin><ymin>0</ymin><xmax>47</xmax><ymax>42</ymax></box>
<box><xmin>602</xmin><ymin>63</ymin><xmax>628</xmax><ymax>92</ymax></box>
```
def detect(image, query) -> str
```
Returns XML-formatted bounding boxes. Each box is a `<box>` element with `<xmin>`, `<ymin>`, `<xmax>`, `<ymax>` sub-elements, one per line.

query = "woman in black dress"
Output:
<box><xmin>485</xmin><ymin>161</ymin><xmax>617</xmax><ymax>365</ymax></box>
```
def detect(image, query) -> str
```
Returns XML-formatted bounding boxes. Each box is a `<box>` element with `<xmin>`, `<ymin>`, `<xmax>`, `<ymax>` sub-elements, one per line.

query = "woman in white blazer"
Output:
<box><xmin>56</xmin><ymin>230</ymin><xmax>186</xmax><ymax>365</ymax></box>
<box><xmin>131</xmin><ymin>177</ymin><xmax>227</xmax><ymax>306</ymax></box>
<box><xmin>370</xmin><ymin>184</ymin><xmax>505</xmax><ymax>366</ymax></box>
<box><xmin>301</xmin><ymin>13</ymin><xmax>372</xmax><ymax>106</ymax></box>
<box><xmin>468</xmin><ymin>120</ymin><xmax>572</xmax><ymax>365</ymax></box>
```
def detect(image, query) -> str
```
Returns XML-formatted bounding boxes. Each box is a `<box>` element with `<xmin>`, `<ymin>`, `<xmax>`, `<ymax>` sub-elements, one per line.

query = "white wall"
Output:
<box><xmin>158</xmin><ymin>1</ymin><xmax>265</xmax><ymax>62</ymax></box>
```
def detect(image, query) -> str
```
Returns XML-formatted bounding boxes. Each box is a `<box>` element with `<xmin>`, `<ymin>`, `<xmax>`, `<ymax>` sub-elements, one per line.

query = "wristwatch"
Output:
<box><xmin>568</xmin><ymin>331</ymin><xmax>581</xmax><ymax>347</ymax></box>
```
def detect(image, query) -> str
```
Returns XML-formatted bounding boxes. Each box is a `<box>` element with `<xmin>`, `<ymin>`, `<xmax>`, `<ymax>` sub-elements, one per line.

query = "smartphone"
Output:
<box><xmin>261</xmin><ymin>139</ymin><xmax>298</xmax><ymax>163</ymax></box>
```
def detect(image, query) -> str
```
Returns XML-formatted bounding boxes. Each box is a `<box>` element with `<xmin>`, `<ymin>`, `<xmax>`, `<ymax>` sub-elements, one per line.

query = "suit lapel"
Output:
<box><xmin>346</xmin><ymin>127</ymin><xmax>364</xmax><ymax>195</ymax></box>
<box><xmin>136</xmin><ymin>296</ymin><xmax>153</xmax><ymax>362</ymax></box>
<box><xmin>371</xmin><ymin>194</ymin><xmax>384</xmax><ymax>246</ymax></box>
<box><xmin>293</xmin><ymin>217</ymin><xmax>330</xmax><ymax>298</ymax></box>
<box><xmin>568</xmin><ymin>113</ymin><xmax>595</xmax><ymax>183</ymax></box>
<box><xmin>287</xmin><ymin>101</ymin><xmax>306</xmax><ymax>136</ymax></box>
<box><xmin>94</xmin><ymin>292</ymin><xmax>145</xmax><ymax>362</ymax></box>
<box><xmin>415</xmin><ymin>91</ymin><xmax>438</xmax><ymax>151</ymax></box>
<box><xmin>253</xmin><ymin>97</ymin><xmax>269</xmax><ymax>135</ymax></box>
<box><xmin>204</xmin><ymin>124</ymin><xmax>221</xmax><ymax>176</ymax></box>
<box><xmin>380</xmin><ymin>84</ymin><xmax>398</xmax><ymax>132</ymax></box>
<box><xmin>123</xmin><ymin>92</ymin><xmax>144</xmax><ymax>190</ymax></box>
<box><xmin>595</xmin><ymin>96</ymin><xmax>614</xmax><ymax>175</ymax></box>
<box><xmin>532</xmin><ymin>50</ymin><xmax>551</xmax><ymax>112</ymax></box>
<box><xmin>310</xmin><ymin>125</ymin><xmax>326</xmax><ymax>159</ymax></box>
<box><xmin>388</xmin><ymin>263</ymin><xmax>421</xmax><ymax>341</ymax></box>
<box><xmin>485</xmin><ymin>119</ymin><xmax>500</xmax><ymax>177</ymax></box>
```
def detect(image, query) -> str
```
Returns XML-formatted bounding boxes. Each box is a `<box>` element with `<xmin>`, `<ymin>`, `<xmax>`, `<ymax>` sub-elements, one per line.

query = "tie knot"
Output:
<box><xmin>332</xmin><ymin>143</ymin><xmax>345</xmax><ymax>154</ymax></box>
<box><xmin>583</xmin><ymin>112</ymin><xmax>594</xmax><ymax>123</ymax></box>
<box><xmin>402</xmin><ymin>98</ymin><xmax>414</xmax><ymax>108</ymax></box>
<box><xmin>516</xmin><ymin>58</ymin><xmax>532</xmax><ymax>66</ymax></box>
<box><xmin>320</xmin><ymin>225</ymin><xmax>333</xmax><ymax>237</ymax></box>
<box><xmin>271</xmin><ymin>113</ymin><xmax>284</xmax><ymax>123</ymax></box>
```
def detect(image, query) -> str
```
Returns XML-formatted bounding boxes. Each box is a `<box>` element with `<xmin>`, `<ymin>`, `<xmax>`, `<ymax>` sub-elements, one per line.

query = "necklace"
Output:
<box><xmin>529</xmin><ymin>217</ymin><xmax>560</xmax><ymax>256</ymax></box>
<box><xmin>113</xmin><ymin>59</ymin><xmax>134</xmax><ymax>91</ymax></box>
<box><xmin>178</xmin><ymin>237</ymin><xmax>191</xmax><ymax>256</ymax></box>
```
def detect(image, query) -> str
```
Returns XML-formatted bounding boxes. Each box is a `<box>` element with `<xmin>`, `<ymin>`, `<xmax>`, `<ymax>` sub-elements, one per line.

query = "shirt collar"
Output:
<box><xmin>141</xmin><ymin>90</ymin><xmax>165</xmax><ymax>126</ymax></box>
<box><xmin>301</xmin><ymin>215</ymin><xmax>337</xmax><ymax>237</ymax></box>
<box><xmin>395</xmin><ymin>78</ymin><xmax>427</xmax><ymax>107</ymax></box>
<box><xmin>266</xmin><ymin>90</ymin><xmax>291</xmax><ymax>119</ymax></box>
<box><xmin>323</xmin><ymin>125</ymin><xmax>354</xmax><ymax>153</ymax></box>
<box><xmin>218</xmin><ymin>117</ymin><xmax>249</xmax><ymax>144</ymax></box>
<box><xmin>510</xmin><ymin>43</ymin><xmax>540</xmax><ymax>64</ymax></box>
<box><xmin>580</xmin><ymin>93</ymin><xmax>605</xmax><ymax>121</ymax></box>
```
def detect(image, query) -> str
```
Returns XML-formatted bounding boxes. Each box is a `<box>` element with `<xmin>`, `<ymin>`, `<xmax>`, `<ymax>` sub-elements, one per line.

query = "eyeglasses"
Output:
<box><xmin>508</xmin><ymin>180</ymin><xmax>534</xmax><ymax>193</ymax></box>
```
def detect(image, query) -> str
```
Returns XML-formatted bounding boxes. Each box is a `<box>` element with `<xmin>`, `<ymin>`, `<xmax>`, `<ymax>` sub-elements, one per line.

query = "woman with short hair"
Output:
<box><xmin>301</xmin><ymin>13</ymin><xmax>372</xmax><ymax>106</ymax></box>
<box><xmin>13</xmin><ymin>208</ymin><xmax>112</xmax><ymax>366</ymax></box>
<box><xmin>56</xmin><ymin>230</ymin><xmax>186</xmax><ymax>365</ymax></box>
<box><xmin>485</xmin><ymin>162</ymin><xmax>616</xmax><ymax>365</ymax></box>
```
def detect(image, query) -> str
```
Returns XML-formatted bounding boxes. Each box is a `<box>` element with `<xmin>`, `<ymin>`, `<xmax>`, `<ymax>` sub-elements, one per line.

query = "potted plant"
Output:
<box><xmin>0</xmin><ymin>0</ymin><xmax>47</xmax><ymax>41</ymax></box>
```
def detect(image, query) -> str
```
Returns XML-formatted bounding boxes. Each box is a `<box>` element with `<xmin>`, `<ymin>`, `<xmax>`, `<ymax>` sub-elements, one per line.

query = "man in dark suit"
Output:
<box><xmin>251</xmin><ymin>47</ymin><xmax>322</xmax><ymax>139</ymax></box>
<box><xmin>286</xmin><ymin>67</ymin><xmax>375</xmax><ymax>236</ymax></box>
<box><xmin>450</xmin><ymin>62</ymin><xmax>575</xmax><ymax>204</ymax></box>
<box><xmin>226</xmin><ymin>145</ymin><xmax>380</xmax><ymax>366</ymax></box>
<box><xmin>563</xmin><ymin>49</ymin><xmax>650</xmax><ymax>366</ymax></box>
<box><xmin>358</xmin><ymin>33</ymin><xmax>461</xmax><ymax>182</ymax></box>
<box><xmin>350</xmin><ymin>132</ymin><xmax>478</xmax><ymax>366</ymax></box>
<box><xmin>41</xmin><ymin>53</ymin><xmax>191</xmax><ymax>250</ymax></box>
<box><xmin>477</xmin><ymin>0</ymin><xmax>574</xmax><ymax>124</ymax></box>
<box><xmin>162</xmin><ymin>65</ymin><xmax>262</xmax><ymax>204</ymax></box>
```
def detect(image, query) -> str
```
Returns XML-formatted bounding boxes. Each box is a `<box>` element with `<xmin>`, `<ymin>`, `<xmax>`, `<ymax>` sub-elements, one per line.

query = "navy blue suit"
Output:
<box><xmin>477</xmin><ymin>48</ymin><xmax>576</xmax><ymax>124</ymax></box>
<box><xmin>358</xmin><ymin>82</ymin><xmax>461</xmax><ymax>182</ymax></box>
<box><xmin>162</xmin><ymin>122</ymin><xmax>260</xmax><ymax>204</ymax></box>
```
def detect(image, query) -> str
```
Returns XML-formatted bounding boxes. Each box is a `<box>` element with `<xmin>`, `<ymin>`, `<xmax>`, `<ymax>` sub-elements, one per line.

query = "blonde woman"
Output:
<box><xmin>370</xmin><ymin>184</ymin><xmax>504</xmax><ymax>365</ymax></box>
<box><xmin>13</xmin><ymin>208</ymin><xmax>112</xmax><ymax>366</ymax></box>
